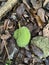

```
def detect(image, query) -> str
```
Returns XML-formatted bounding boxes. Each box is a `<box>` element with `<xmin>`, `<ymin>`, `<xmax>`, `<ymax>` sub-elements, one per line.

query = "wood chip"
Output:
<box><xmin>0</xmin><ymin>0</ymin><xmax>18</xmax><ymax>20</ymax></box>
<box><xmin>43</xmin><ymin>0</ymin><xmax>49</xmax><ymax>6</ymax></box>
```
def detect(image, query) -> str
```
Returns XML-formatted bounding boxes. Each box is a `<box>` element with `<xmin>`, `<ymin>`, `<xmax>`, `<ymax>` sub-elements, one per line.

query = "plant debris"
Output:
<box><xmin>31</xmin><ymin>36</ymin><xmax>49</xmax><ymax>58</ymax></box>
<box><xmin>0</xmin><ymin>0</ymin><xmax>18</xmax><ymax>20</ymax></box>
<box><xmin>0</xmin><ymin>0</ymin><xmax>49</xmax><ymax>65</ymax></box>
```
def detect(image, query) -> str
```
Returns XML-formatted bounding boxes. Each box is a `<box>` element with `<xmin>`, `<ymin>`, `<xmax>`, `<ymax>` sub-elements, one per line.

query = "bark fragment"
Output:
<box><xmin>0</xmin><ymin>0</ymin><xmax>18</xmax><ymax>20</ymax></box>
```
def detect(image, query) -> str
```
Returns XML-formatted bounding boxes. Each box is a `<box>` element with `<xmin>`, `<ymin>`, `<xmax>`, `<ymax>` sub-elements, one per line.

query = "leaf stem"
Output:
<box><xmin>18</xmin><ymin>22</ymin><xmax>21</xmax><ymax>28</ymax></box>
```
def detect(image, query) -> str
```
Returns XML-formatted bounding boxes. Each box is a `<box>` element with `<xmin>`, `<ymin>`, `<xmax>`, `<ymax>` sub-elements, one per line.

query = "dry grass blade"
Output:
<box><xmin>3</xmin><ymin>40</ymin><xmax>10</xmax><ymax>60</ymax></box>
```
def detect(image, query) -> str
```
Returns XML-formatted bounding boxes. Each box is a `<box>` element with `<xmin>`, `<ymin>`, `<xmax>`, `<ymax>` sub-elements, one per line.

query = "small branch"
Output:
<box><xmin>0</xmin><ymin>0</ymin><xmax>18</xmax><ymax>20</ymax></box>
<box><xmin>23</xmin><ymin>2</ymin><xmax>44</xmax><ymax>29</ymax></box>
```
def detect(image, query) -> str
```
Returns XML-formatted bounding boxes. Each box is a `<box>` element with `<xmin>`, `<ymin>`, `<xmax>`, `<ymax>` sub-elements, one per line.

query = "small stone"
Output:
<box><xmin>16</xmin><ymin>3</ymin><xmax>25</xmax><ymax>16</ymax></box>
<box><xmin>46</xmin><ymin>12</ymin><xmax>49</xmax><ymax>17</ymax></box>
<box><xmin>11</xmin><ymin>13</ymin><xmax>16</xmax><ymax>20</ymax></box>
<box><xmin>30</xmin><ymin>44</ymin><xmax>43</xmax><ymax>59</ymax></box>
<box><xmin>24</xmin><ymin>58</ymin><xmax>29</xmax><ymax>64</ymax></box>
<box><xmin>18</xmin><ymin>52</ymin><xmax>24</xmax><ymax>59</ymax></box>
<box><xmin>45</xmin><ymin>57</ymin><xmax>49</xmax><ymax>65</ymax></box>
<box><xmin>25</xmin><ymin>50</ymin><xmax>32</xmax><ymax>58</ymax></box>
<box><xmin>7</xmin><ymin>38</ymin><xmax>19</xmax><ymax>59</ymax></box>
<box><xmin>35</xmin><ymin>62</ymin><xmax>44</xmax><ymax>65</ymax></box>
<box><xmin>25</xmin><ymin>46</ymin><xmax>30</xmax><ymax>51</ymax></box>
<box><xmin>43</xmin><ymin>2</ymin><xmax>49</xmax><ymax>11</ymax></box>
<box><xmin>8</xmin><ymin>47</ymin><xmax>18</xmax><ymax>59</ymax></box>
<box><xmin>26</xmin><ymin>23</ymin><xmax>34</xmax><ymax>32</ymax></box>
<box><xmin>37</xmin><ymin>8</ymin><xmax>45</xmax><ymax>23</ymax></box>
<box><xmin>39</xmin><ymin>31</ymin><xmax>43</xmax><ymax>36</ymax></box>
<box><xmin>1</xmin><ymin>2</ymin><xmax>5</xmax><ymax>6</ymax></box>
<box><xmin>31</xmin><ymin>0</ymin><xmax>43</xmax><ymax>9</ymax></box>
<box><xmin>43</xmin><ymin>23</ymin><xmax>49</xmax><ymax>38</ymax></box>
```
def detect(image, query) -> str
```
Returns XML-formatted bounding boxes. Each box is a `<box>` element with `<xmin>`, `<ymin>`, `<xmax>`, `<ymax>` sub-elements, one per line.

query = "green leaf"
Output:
<box><xmin>6</xmin><ymin>60</ymin><xmax>12</xmax><ymax>65</ymax></box>
<box><xmin>6</xmin><ymin>64</ymin><xmax>8</xmax><ymax>65</ymax></box>
<box><xmin>13</xmin><ymin>26</ymin><xmax>31</xmax><ymax>47</ymax></box>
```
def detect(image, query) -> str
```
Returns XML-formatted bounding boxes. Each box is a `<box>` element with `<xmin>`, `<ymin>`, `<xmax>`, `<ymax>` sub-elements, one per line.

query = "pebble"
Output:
<box><xmin>43</xmin><ymin>23</ymin><xmax>49</xmax><ymax>38</ymax></box>
<box><xmin>35</xmin><ymin>62</ymin><xmax>44</xmax><ymax>65</ymax></box>
<box><xmin>16</xmin><ymin>3</ymin><xmax>25</xmax><ymax>16</ymax></box>
<box><xmin>25</xmin><ymin>50</ymin><xmax>32</xmax><ymax>58</ymax></box>
<box><xmin>38</xmin><ymin>31</ymin><xmax>43</xmax><ymax>36</ymax></box>
<box><xmin>31</xmin><ymin>0</ymin><xmax>43</xmax><ymax>9</ymax></box>
<box><xmin>30</xmin><ymin>44</ymin><xmax>44</xmax><ymax>59</ymax></box>
<box><xmin>26</xmin><ymin>23</ymin><xmax>34</xmax><ymax>32</ymax></box>
<box><xmin>24</xmin><ymin>58</ymin><xmax>29</xmax><ymax>64</ymax></box>
<box><xmin>25</xmin><ymin>46</ymin><xmax>30</xmax><ymax>51</ymax></box>
<box><xmin>44</xmin><ymin>56</ymin><xmax>49</xmax><ymax>65</ymax></box>
<box><xmin>45</xmin><ymin>12</ymin><xmax>49</xmax><ymax>18</ymax></box>
<box><xmin>18</xmin><ymin>52</ymin><xmax>23</xmax><ymax>59</ymax></box>
<box><xmin>43</xmin><ymin>2</ymin><xmax>49</xmax><ymax>11</ymax></box>
<box><xmin>8</xmin><ymin>47</ymin><xmax>18</xmax><ymax>59</ymax></box>
<box><xmin>7</xmin><ymin>38</ymin><xmax>19</xmax><ymax>59</ymax></box>
<box><xmin>37</xmin><ymin>8</ymin><xmax>46</xmax><ymax>23</ymax></box>
<box><xmin>11</xmin><ymin>13</ymin><xmax>16</xmax><ymax>20</ymax></box>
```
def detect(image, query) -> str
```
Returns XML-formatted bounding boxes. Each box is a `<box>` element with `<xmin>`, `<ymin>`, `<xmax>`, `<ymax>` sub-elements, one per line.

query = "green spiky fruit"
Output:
<box><xmin>13</xmin><ymin>26</ymin><xmax>31</xmax><ymax>47</ymax></box>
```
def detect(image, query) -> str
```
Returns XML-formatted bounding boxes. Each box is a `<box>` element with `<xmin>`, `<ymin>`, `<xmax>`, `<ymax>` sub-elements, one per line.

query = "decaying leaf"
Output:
<box><xmin>31</xmin><ymin>36</ymin><xmax>49</xmax><ymax>58</ymax></box>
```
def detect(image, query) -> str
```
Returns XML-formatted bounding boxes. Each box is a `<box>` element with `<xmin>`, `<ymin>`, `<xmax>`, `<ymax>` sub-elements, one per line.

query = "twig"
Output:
<box><xmin>3</xmin><ymin>40</ymin><xmax>10</xmax><ymax>60</ymax></box>
<box><xmin>23</xmin><ymin>3</ymin><xmax>44</xmax><ymax>29</ymax></box>
<box><xmin>0</xmin><ymin>0</ymin><xmax>18</xmax><ymax>20</ymax></box>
